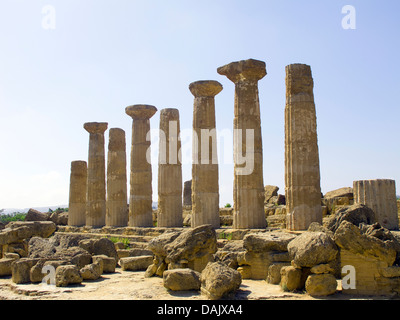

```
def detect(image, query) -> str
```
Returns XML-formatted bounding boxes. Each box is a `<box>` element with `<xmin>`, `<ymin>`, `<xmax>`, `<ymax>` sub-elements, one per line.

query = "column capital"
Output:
<box><xmin>125</xmin><ymin>104</ymin><xmax>157</xmax><ymax>120</ymax></box>
<box><xmin>83</xmin><ymin>122</ymin><xmax>108</xmax><ymax>134</ymax></box>
<box><xmin>217</xmin><ymin>58</ymin><xmax>266</xmax><ymax>83</ymax></box>
<box><xmin>160</xmin><ymin>108</ymin><xmax>179</xmax><ymax>120</ymax></box>
<box><xmin>189</xmin><ymin>80</ymin><xmax>223</xmax><ymax>98</ymax></box>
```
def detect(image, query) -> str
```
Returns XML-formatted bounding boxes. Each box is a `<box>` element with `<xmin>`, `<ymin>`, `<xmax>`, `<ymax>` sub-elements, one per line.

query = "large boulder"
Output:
<box><xmin>243</xmin><ymin>231</ymin><xmax>296</xmax><ymax>252</ymax></box>
<box><xmin>146</xmin><ymin>225</ymin><xmax>217</xmax><ymax>277</ymax></box>
<box><xmin>280</xmin><ymin>266</ymin><xmax>302</xmax><ymax>292</ymax></box>
<box><xmin>80</xmin><ymin>262</ymin><xmax>102</xmax><ymax>280</ymax></box>
<box><xmin>24</xmin><ymin>209</ymin><xmax>50</xmax><ymax>222</ymax></box>
<box><xmin>0</xmin><ymin>221</ymin><xmax>56</xmax><ymax>245</ymax></box>
<box><xmin>326</xmin><ymin>204</ymin><xmax>376</xmax><ymax>232</ymax></box>
<box><xmin>287</xmin><ymin>232</ymin><xmax>338</xmax><ymax>268</ymax></box>
<box><xmin>78</xmin><ymin>238</ymin><xmax>118</xmax><ymax>261</ymax></box>
<box><xmin>28</xmin><ymin>237</ymin><xmax>92</xmax><ymax>269</ymax></box>
<box><xmin>164</xmin><ymin>225</ymin><xmax>217</xmax><ymax>270</ymax></box>
<box><xmin>11</xmin><ymin>258</ymin><xmax>39</xmax><ymax>284</ymax></box>
<box><xmin>163</xmin><ymin>268</ymin><xmax>201</xmax><ymax>291</ymax></box>
<box><xmin>200</xmin><ymin>262</ymin><xmax>242</xmax><ymax>300</ymax></box>
<box><xmin>55</xmin><ymin>265</ymin><xmax>83</xmax><ymax>287</ymax></box>
<box><xmin>49</xmin><ymin>211</ymin><xmax>68</xmax><ymax>225</ymax></box>
<box><xmin>305</xmin><ymin>274</ymin><xmax>337</xmax><ymax>296</ymax></box>
<box><xmin>120</xmin><ymin>256</ymin><xmax>153</xmax><ymax>271</ymax></box>
<box><xmin>0</xmin><ymin>258</ymin><xmax>16</xmax><ymax>277</ymax></box>
<box><xmin>334</xmin><ymin>220</ymin><xmax>396</xmax><ymax>266</ymax></box>
<box><xmin>264</xmin><ymin>185</ymin><xmax>279</xmax><ymax>203</ymax></box>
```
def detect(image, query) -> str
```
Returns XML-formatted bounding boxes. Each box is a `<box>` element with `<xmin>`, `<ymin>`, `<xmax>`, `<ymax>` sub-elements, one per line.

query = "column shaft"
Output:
<box><xmin>284</xmin><ymin>64</ymin><xmax>322</xmax><ymax>231</ymax></box>
<box><xmin>190</xmin><ymin>81</ymin><xmax>222</xmax><ymax>229</ymax></box>
<box><xmin>84</xmin><ymin>122</ymin><xmax>108</xmax><ymax>227</ymax></box>
<box><xmin>68</xmin><ymin>160</ymin><xmax>87</xmax><ymax>226</ymax></box>
<box><xmin>157</xmin><ymin>108</ymin><xmax>183</xmax><ymax>227</ymax></box>
<box><xmin>106</xmin><ymin>128</ymin><xmax>128</xmax><ymax>227</ymax></box>
<box><xmin>126</xmin><ymin>105</ymin><xmax>157</xmax><ymax>227</ymax></box>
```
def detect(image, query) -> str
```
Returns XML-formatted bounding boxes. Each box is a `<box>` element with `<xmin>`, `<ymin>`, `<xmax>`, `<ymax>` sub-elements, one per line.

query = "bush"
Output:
<box><xmin>225</xmin><ymin>203</ymin><xmax>232</xmax><ymax>208</ymax></box>
<box><xmin>0</xmin><ymin>212</ymin><xmax>27</xmax><ymax>224</ymax></box>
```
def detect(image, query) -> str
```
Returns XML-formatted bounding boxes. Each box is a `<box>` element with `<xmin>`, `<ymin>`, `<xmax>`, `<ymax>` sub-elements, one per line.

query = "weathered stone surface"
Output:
<box><xmin>120</xmin><ymin>256</ymin><xmax>153</xmax><ymax>271</ymax></box>
<box><xmin>106</xmin><ymin>128</ymin><xmax>128</xmax><ymax>227</ymax></box>
<box><xmin>126</xmin><ymin>105</ymin><xmax>157</xmax><ymax>227</ymax></box>
<box><xmin>80</xmin><ymin>262</ymin><xmax>102</xmax><ymax>280</ymax></box>
<box><xmin>84</xmin><ymin>122</ymin><xmax>108</xmax><ymax>228</ymax></box>
<box><xmin>214</xmin><ymin>240</ymin><xmax>245</xmax><ymax>269</ymax></box>
<box><xmin>190</xmin><ymin>81</ymin><xmax>222</xmax><ymax>229</ymax></box>
<box><xmin>68</xmin><ymin>160</ymin><xmax>87</xmax><ymax>226</ymax></box>
<box><xmin>11</xmin><ymin>258</ymin><xmax>39</xmax><ymax>284</ymax></box>
<box><xmin>55</xmin><ymin>265</ymin><xmax>83</xmax><ymax>287</ymax></box>
<box><xmin>0</xmin><ymin>258</ymin><xmax>15</xmax><ymax>277</ymax></box>
<box><xmin>324</xmin><ymin>187</ymin><xmax>353</xmax><ymax>200</ymax></box>
<box><xmin>49</xmin><ymin>211</ymin><xmax>68</xmax><ymax>226</ymax></box>
<box><xmin>30</xmin><ymin>260</ymin><xmax>67</xmax><ymax>283</ymax></box>
<box><xmin>29</xmin><ymin>236</ymin><xmax>92</xmax><ymax>269</ymax></box>
<box><xmin>280</xmin><ymin>266</ymin><xmax>302</xmax><ymax>292</ymax></box>
<box><xmin>285</xmin><ymin>64</ymin><xmax>322</xmax><ymax>231</ymax></box>
<box><xmin>243</xmin><ymin>232</ymin><xmax>296</xmax><ymax>253</ymax></box>
<box><xmin>354</xmin><ymin>179</ymin><xmax>399</xmax><ymax>230</ymax></box>
<box><xmin>287</xmin><ymin>232</ymin><xmax>338</xmax><ymax>268</ymax></box>
<box><xmin>334</xmin><ymin>221</ymin><xmax>396</xmax><ymax>266</ymax></box>
<box><xmin>163</xmin><ymin>268</ymin><xmax>201</xmax><ymax>291</ymax></box>
<box><xmin>164</xmin><ymin>225</ymin><xmax>217</xmax><ymax>272</ymax></box>
<box><xmin>267</xmin><ymin>262</ymin><xmax>291</xmax><ymax>284</ymax></box>
<box><xmin>264</xmin><ymin>185</ymin><xmax>279</xmax><ymax>203</ymax></box>
<box><xmin>25</xmin><ymin>209</ymin><xmax>50</xmax><ymax>222</ymax></box>
<box><xmin>218</xmin><ymin>59</ymin><xmax>266</xmax><ymax>229</ymax></box>
<box><xmin>157</xmin><ymin>108</ymin><xmax>183</xmax><ymax>227</ymax></box>
<box><xmin>0</xmin><ymin>221</ymin><xmax>56</xmax><ymax>245</ymax></box>
<box><xmin>310</xmin><ymin>264</ymin><xmax>335</xmax><ymax>275</ymax></box>
<box><xmin>147</xmin><ymin>231</ymin><xmax>181</xmax><ymax>258</ymax></box>
<box><xmin>78</xmin><ymin>238</ymin><xmax>118</xmax><ymax>261</ymax></box>
<box><xmin>92</xmin><ymin>255</ymin><xmax>116</xmax><ymax>273</ymax></box>
<box><xmin>305</xmin><ymin>274</ymin><xmax>337</xmax><ymax>296</ymax></box>
<box><xmin>200</xmin><ymin>262</ymin><xmax>242</xmax><ymax>300</ymax></box>
<box><xmin>326</xmin><ymin>204</ymin><xmax>376</xmax><ymax>233</ymax></box>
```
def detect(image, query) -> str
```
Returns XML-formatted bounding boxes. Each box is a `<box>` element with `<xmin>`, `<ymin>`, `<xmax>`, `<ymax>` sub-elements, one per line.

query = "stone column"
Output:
<box><xmin>84</xmin><ymin>122</ymin><xmax>108</xmax><ymax>227</ymax></box>
<box><xmin>157</xmin><ymin>108</ymin><xmax>183</xmax><ymax>227</ymax></box>
<box><xmin>189</xmin><ymin>80</ymin><xmax>222</xmax><ymax>229</ymax></box>
<box><xmin>284</xmin><ymin>64</ymin><xmax>322</xmax><ymax>231</ymax></box>
<box><xmin>183</xmin><ymin>180</ymin><xmax>192</xmax><ymax>207</ymax></box>
<box><xmin>217</xmin><ymin>59</ymin><xmax>266</xmax><ymax>229</ymax></box>
<box><xmin>353</xmin><ymin>179</ymin><xmax>399</xmax><ymax>230</ymax></box>
<box><xmin>125</xmin><ymin>105</ymin><xmax>157</xmax><ymax>227</ymax></box>
<box><xmin>68</xmin><ymin>160</ymin><xmax>87</xmax><ymax>226</ymax></box>
<box><xmin>106</xmin><ymin>128</ymin><xmax>128</xmax><ymax>227</ymax></box>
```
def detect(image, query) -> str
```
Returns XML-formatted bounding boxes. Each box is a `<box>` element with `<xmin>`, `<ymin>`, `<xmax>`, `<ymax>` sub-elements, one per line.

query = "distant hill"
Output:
<box><xmin>0</xmin><ymin>205</ymin><xmax>68</xmax><ymax>215</ymax></box>
<box><xmin>1</xmin><ymin>202</ymin><xmax>158</xmax><ymax>215</ymax></box>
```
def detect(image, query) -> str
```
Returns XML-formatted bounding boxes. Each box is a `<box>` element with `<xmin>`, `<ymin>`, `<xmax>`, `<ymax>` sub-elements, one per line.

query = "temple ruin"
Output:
<box><xmin>1</xmin><ymin>58</ymin><xmax>399</xmax><ymax>300</ymax></box>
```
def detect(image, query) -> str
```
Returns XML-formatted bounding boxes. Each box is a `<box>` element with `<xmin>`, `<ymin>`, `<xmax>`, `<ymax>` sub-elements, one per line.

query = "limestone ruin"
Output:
<box><xmin>1</xmin><ymin>59</ymin><xmax>400</xmax><ymax>301</ymax></box>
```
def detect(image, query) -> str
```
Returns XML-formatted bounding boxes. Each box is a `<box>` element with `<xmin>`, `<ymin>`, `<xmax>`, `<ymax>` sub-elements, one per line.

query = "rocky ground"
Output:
<box><xmin>0</xmin><ymin>268</ymin><xmax>395</xmax><ymax>300</ymax></box>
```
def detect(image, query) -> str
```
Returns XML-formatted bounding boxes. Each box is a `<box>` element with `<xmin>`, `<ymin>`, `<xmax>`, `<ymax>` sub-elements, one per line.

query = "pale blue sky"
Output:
<box><xmin>0</xmin><ymin>0</ymin><xmax>399</xmax><ymax>208</ymax></box>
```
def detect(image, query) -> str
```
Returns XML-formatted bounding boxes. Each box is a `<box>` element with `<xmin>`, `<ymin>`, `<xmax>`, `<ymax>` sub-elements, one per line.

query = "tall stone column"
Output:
<box><xmin>189</xmin><ymin>80</ymin><xmax>222</xmax><ymax>229</ymax></box>
<box><xmin>106</xmin><ymin>128</ymin><xmax>128</xmax><ymax>227</ymax></box>
<box><xmin>284</xmin><ymin>64</ymin><xmax>322</xmax><ymax>231</ymax></box>
<box><xmin>68</xmin><ymin>160</ymin><xmax>87</xmax><ymax>226</ymax></box>
<box><xmin>125</xmin><ymin>105</ymin><xmax>157</xmax><ymax>227</ymax></box>
<box><xmin>217</xmin><ymin>59</ymin><xmax>266</xmax><ymax>229</ymax></box>
<box><xmin>157</xmin><ymin>108</ymin><xmax>183</xmax><ymax>227</ymax></box>
<box><xmin>84</xmin><ymin>122</ymin><xmax>108</xmax><ymax>228</ymax></box>
<box><xmin>353</xmin><ymin>179</ymin><xmax>399</xmax><ymax>230</ymax></box>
